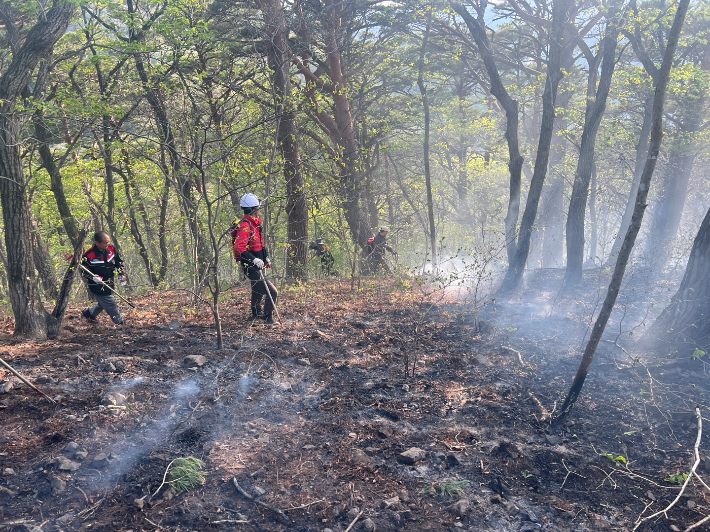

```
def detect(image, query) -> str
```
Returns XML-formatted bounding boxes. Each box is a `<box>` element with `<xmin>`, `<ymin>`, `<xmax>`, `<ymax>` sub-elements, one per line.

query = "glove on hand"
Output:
<box><xmin>92</xmin><ymin>276</ymin><xmax>103</xmax><ymax>284</ymax></box>
<box><xmin>265</xmin><ymin>258</ymin><xmax>272</xmax><ymax>269</ymax></box>
<box><xmin>252</xmin><ymin>258</ymin><xmax>265</xmax><ymax>269</ymax></box>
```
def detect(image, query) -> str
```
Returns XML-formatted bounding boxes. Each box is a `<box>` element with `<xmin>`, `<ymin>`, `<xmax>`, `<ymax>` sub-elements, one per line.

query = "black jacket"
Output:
<box><xmin>81</xmin><ymin>245</ymin><xmax>124</xmax><ymax>295</ymax></box>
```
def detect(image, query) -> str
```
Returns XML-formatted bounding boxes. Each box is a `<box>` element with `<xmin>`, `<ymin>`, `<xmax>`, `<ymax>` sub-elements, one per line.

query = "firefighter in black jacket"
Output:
<box><xmin>81</xmin><ymin>231</ymin><xmax>126</xmax><ymax>324</ymax></box>
<box><xmin>366</xmin><ymin>227</ymin><xmax>397</xmax><ymax>274</ymax></box>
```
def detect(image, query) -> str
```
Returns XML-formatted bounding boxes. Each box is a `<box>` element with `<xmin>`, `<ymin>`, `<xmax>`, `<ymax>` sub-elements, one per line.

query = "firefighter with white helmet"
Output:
<box><xmin>231</xmin><ymin>193</ymin><xmax>278</xmax><ymax>325</ymax></box>
<box><xmin>365</xmin><ymin>226</ymin><xmax>397</xmax><ymax>274</ymax></box>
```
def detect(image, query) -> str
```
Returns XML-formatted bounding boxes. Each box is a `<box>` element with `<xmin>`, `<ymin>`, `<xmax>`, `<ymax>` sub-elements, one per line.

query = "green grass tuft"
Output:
<box><xmin>166</xmin><ymin>457</ymin><xmax>206</xmax><ymax>493</ymax></box>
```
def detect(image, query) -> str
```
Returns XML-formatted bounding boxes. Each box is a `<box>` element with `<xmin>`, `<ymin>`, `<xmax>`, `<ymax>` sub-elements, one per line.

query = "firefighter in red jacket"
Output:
<box><xmin>232</xmin><ymin>193</ymin><xmax>278</xmax><ymax>325</ymax></box>
<box><xmin>80</xmin><ymin>230</ymin><xmax>127</xmax><ymax>324</ymax></box>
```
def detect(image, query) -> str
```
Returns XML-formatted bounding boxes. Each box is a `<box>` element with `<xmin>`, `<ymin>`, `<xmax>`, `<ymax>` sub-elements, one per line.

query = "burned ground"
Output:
<box><xmin>1</xmin><ymin>271</ymin><xmax>709</xmax><ymax>532</ymax></box>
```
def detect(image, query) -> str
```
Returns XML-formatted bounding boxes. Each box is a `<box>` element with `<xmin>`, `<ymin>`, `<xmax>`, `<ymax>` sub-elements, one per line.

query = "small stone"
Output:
<box><xmin>352</xmin><ymin>449</ymin><xmax>374</xmax><ymax>468</ymax></box>
<box><xmin>3</xmin><ymin>468</ymin><xmax>15</xmax><ymax>476</ymax></box>
<box><xmin>50</xmin><ymin>476</ymin><xmax>67</xmax><ymax>494</ymax></box>
<box><xmin>363</xmin><ymin>381</ymin><xmax>375</xmax><ymax>390</ymax></box>
<box><xmin>302</xmin><ymin>444</ymin><xmax>317</xmax><ymax>450</ymax></box>
<box><xmin>323</xmin><ymin>529</ymin><xmax>334</xmax><ymax>532</ymax></box>
<box><xmin>183</xmin><ymin>355</ymin><xmax>207</xmax><ymax>368</ymax></box>
<box><xmin>64</xmin><ymin>442</ymin><xmax>79</xmax><ymax>454</ymax></box>
<box><xmin>75</xmin><ymin>450</ymin><xmax>88</xmax><ymax>460</ymax></box>
<box><xmin>377</xmin><ymin>426</ymin><xmax>393</xmax><ymax>438</ymax></box>
<box><xmin>471</xmin><ymin>355</ymin><xmax>491</xmax><ymax>366</ymax></box>
<box><xmin>56</xmin><ymin>457</ymin><xmax>81</xmax><ymax>472</ymax></box>
<box><xmin>346</xmin><ymin>507</ymin><xmax>360</xmax><ymax>520</ymax></box>
<box><xmin>398</xmin><ymin>490</ymin><xmax>410</xmax><ymax>503</ymax></box>
<box><xmin>253</xmin><ymin>486</ymin><xmax>267</xmax><ymax>497</ymax></box>
<box><xmin>296</xmin><ymin>358</ymin><xmax>311</xmax><ymax>366</ymax></box>
<box><xmin>0</xmin><ymin>381</ymin><xmax>13</xmax><ymax>394</ymax></box>
<box><xmin>398</xmin><ymin>447</ymin><xmax>426</xmax><ymax>465</ymax></box>
<box><xmin>91</xmin><ymin>453</ymin><xmax>110</xmax><ymax>469</ymax></box>
<box><xmin>101</xmin><ymin>393</ymin><xmax>126</xmax><ymax>406</ymax></box>
<box><xmin>134</xmin><ymin>497</ymin><xmax>145</xmax><ymax>509</ymax></box>
<box><xmin>360</xmin><ymin>517</ymin><xmax>375</xmax><ymax>532</ymax></box>
<box><xmin>101</xmin><ymin>362</ymin><xmax>117</xmax><ymax>372</ymax></box>
<box><xmin>402</xmin><ymin>384</ymin><xmax>410</xmax><ymax>392</ymax></box>
<box><xmin>687</xmin><ymin>499</ymin><xmax>696</xmax><ymax>509</ymax></box>
<box><xmin>646</xmin><ymin>490</ymin><xmax>656</xmax><ymax>501</ymax></box>
<box><xmin>670</xmin><ymin>526</ymin><xmax>681</xmax><ymax>532</ymax></box>
<box><xmin>447</xmin><ymin>499</ymin><xmax>469</xmax><ymax>517</ymax></box>
<box><xmin>168</xmin><ymin>319</ymin><xmax>182</xmax><ymax>330</ymax></box>
<box><xmin>490</xmin><ymin>493</ymin><xmax>502</xmax><ymax>504</ymax></box>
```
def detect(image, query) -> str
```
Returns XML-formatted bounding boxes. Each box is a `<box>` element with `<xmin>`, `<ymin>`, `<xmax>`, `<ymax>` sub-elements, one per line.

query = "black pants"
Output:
<box><xmin>246</xmin><ymin>267</ymin><xmax>278</xmax><ymax>315</ymax></box>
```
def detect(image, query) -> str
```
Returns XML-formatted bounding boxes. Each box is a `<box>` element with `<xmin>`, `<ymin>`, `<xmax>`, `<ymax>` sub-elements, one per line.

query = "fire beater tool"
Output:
<box><xmin>258</xmin><ymin>269</ymin><xmax>283</xmax><ymax>327</ymax></box>
<box><xmin>77</xmin><ymin>262</ymin><xmax>136</xmax><ymax>309</ymax></box>
<box><xmin>0</xmin><ymin>357</ymin><xmax>56</xmax><ymax>404</ymax></box>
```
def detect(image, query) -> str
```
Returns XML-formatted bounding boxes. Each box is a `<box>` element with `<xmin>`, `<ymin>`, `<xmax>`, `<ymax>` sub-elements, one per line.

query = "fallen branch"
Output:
<box><xmin>0</xmin><ymin>357</ymin><xmax>56</xmax><ymax>404</ymax></box>
<box><xmin>285</xmin><ymin>498</ymin><xmax>326</xmax><ymax>511</ymax></box>
<box><xmin>232</xmin><ymin>478</ymin><xmax>289</xmax><ymax>524</ymax></box>
<box><xmin>634</xmin><ymin>407</ymin><xmax>703</xmax><ymax>531</ymax></box>
<box><xmin>344</xmin><ymin>509</ymin><xmax>364</xmax><ymax>532</ymax></box>
<box><xmin>684</xmin><ymin>513</ymin><xmax>710</xmax><ymax>532</ymax></box>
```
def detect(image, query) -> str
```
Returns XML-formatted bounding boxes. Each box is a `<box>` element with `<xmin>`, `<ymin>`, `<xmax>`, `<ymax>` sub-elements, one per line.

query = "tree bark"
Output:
<box><xmin>564</xmin><ymin>12</ymin><xmax>621</xmax><ymax>287</ymax></box>
<box><xmin>552</xmin><ymin>0</ymin><xmax>690</xmax><ymax>428</ymax></box>
<box><xmin>450</xmin><ymin>0</ymin><xmax>524</xmax><ymax>267</ymax></box>
<box><xmin>0</xmin><ymin>0</ymin><xmax>75</xmax><ymax>339</ymax></box>
<box><xmin>644</xmin><ymin>205</ymin><xmax>710</xmax><ymax>350</ymax></box>
<box><xmin>417</xmin><ymin>10</ymin><xmax>437</xmax><ymax>270</ymax></box>
<box><xmin>255</xmin><ymin>0</ymin><xmax>308</xmax><ymax>280</ymax></box>
<box><xmin>501</xmin><ymin>0</ymin><xmax>573</xmax><ymax>291</ymax></box>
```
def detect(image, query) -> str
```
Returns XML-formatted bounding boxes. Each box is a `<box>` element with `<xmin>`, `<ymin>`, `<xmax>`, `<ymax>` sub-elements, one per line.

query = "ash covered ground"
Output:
<box><xmin>1</xmin><ymin>272</ymin><xmax>709</xmax><ymax>532</ymax></box>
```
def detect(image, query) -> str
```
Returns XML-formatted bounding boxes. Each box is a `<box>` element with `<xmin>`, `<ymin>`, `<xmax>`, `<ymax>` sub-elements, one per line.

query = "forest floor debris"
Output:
<box><xmin>0</xmin><ymin>271</ymin><xmax>709</xmax><ymax>531</ymax></box>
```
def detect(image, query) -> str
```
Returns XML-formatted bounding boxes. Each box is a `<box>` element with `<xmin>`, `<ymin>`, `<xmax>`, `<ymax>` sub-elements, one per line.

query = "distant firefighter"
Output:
<box><xmin>310</xmin><ymin>238</ymin><xmax>335</xmax><ymax>275</ymax></box>
<box><xmin>365</xmin><ymin>226</ymin><xmax>397</xmax><ymax>274</ymax></box>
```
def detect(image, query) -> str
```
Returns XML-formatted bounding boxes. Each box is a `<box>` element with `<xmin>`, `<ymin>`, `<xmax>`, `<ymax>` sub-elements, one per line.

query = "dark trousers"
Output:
<box><xmin>246</xmin><ymin>267</ymin><xmax>278</xmax><ymax>315</ymax></box>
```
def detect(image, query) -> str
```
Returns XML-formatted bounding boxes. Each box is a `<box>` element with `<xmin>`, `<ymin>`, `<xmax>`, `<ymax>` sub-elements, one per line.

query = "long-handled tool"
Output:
<box><xmin>78</xmin><ymin>262</ymin><xmax>136</xmax><ymax>309</ymax></box>
<box><xmin>258</xmin><ymin>269</ymin><xmax>283</xmax><ymax>327</ymax></box>
<box><xmin>0</xmin><ymin>357</ymin><xmax>56</xmax><ymax>404</ymax></box>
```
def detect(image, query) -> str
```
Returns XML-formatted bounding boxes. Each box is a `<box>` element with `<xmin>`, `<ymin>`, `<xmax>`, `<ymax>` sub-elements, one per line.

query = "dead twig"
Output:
<box><xmin>560</xmin><ymin>459</ymin><xmax>586</xmax><ymax>491</ymax></box>
<box><xmin>634</xmin><ymin>407</ymin><xmax>703</xmax><ymax>531</ymax></box>
<box><xmin>344</xmin><ymin>509</ymin><xmax>364</xmax><ymax>532</ymax></box>
<box><xmin>285</xmin><ymin>498</ymin><xmax>326</xmax><ymax>511</ymax></box>
<box><xmin>232</xmin><ymin>478</ymin><xmax>289</xmax><ymax>524</ymax></box>
<box><xmin>209</xmin><ymin>519</ymin><xmax>249</xmax><ymax>524</ymax></box>
<box><xmin>684</xmin><ymin>513</ymin><xmax>710</xmax><ymax>532</ymax></box>
<box><xmin>0</xmin><ymin>357</ymin><xmax>56</xmax><ymax>404</ymax></box>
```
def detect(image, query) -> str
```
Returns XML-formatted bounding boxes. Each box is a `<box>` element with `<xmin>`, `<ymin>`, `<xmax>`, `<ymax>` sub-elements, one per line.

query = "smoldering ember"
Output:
<box><xmin>0</xmin><ymin>0</ymin><xmax>709</xmax><ymax>531</ymax></box>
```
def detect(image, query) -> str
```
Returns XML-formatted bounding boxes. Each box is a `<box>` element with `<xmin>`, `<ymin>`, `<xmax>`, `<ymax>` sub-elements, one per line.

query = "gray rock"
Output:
<box><xmin>0</xmin><ymin>381</ymin><xmax>13</xmax><ymax>394</ymax></box>
<box><xmin>56</xmin><ymin>457</ymin><xmax>81</xmax><ymax>472</ymax></box>
<box><xmin>75</xmin><ymin>450</ymin><xmax>88</xmax><ymax>461</ymax></box>
<box><xmin>3</xmin><ymin>468</ymin><xmax>15</xmax><ymax>476</ymax></box>
<box><xmin>296</xmin><ymin>358</ymin><xmax>311</xmax><ymax>366</ymax></box>
<box><xmin>352</xmin><ymin>449</ymin><xmax>374</xmax><ymax>468</ymax></box>
<box><xmin>168</xmin><ymin>319</ymin><xmax>182</xmax><ymax>330</ymax></box>
<box><xmin>398</xmin><ymin>447</ymin><xmax>426</xmax><ymax>465</ymax></box>
<box><xmin>401</xmin><ymin>384</ymin><xmax>410</xmax><ymax>392</ymax></box>
<box><xmin>50</xmin><ymin>476</ymin><xmax>67</xmax><ymax>494</ymax></box>
<box><xmin>381</xmin><ymin>496</ymin><xmax>400</xmax><ymax>509</ymax></box>
<box><xmin>253</xmin><ymin>486</ymin><xmax>266</xmax><ymax>496</ymax></box>
<box><xmin>323</xmin><ymin>529</ymin><xmax>334</xmax><ymax>532</ymax></box>
<box><xmin>183</xmin><ymin>355</ymin><xmax>207</xmax><ymax>368</ymax></box>
<box><xmin>504</xmin><ymin>501</ymin><xmax>518</xmax><ymax>514</ymax></box>
<box><xmin>101</xmin><ymin>361</ymin><xmax>117</xmax><ymax>372</ymax></box>
<box><xmin>447</xmin><ymin>499</ymin><xmax>469</xmax><ymax>517</ymax></box>
<box><xmin>347</xmin><ymin>507</ymin><xmax>361</xmax><ymax>520</ymax></box>
<box><xmin>101</xmin><ymin>392</ymin><xmax>126</xmax><ymax>406</ymax></box>
<box><xmin>64</xmin><ymin>442</ymin><xmax>79</xmax><ymax>454</ymax></box>
<box><xmin>91</xmin><ymin>453</ymin><xmax>110</xmax><ymax>469</ymax></box>
<box><xmin>360</xmin><ymin>517</ymin><xmax>375</xmax><ymax>531</ymax></box>
<box><xmin>446</xmin><ymin>453</ymin><xmax>462</xmax><ymax>467</ymax></box>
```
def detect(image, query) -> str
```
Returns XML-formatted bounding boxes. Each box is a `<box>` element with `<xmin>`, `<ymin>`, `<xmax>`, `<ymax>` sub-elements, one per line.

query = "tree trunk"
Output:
<box><xmin>501</xmin><ymin>0</ymin><xmax>573</xmax><ymax>292</ymax></box>
<box><xmin>450</xmin><ymin>0</ymin><xmax>524</xmax><ymax>267</ymax></box>
<box><xmin>33</xmin><ymin>110</ymin><xmax>81</xmax><ymax>248</ymax></box>
<box><xmin>417</xmin><ymin>10</ymin><xmax>437</xmax><ymax>270</ymax></box>
<box><xmin>644</xmin><ymin>205</ymin><xmax>710</xmax><ymax>350</ymax></box>
<box><xmin>552</xmin><ymin>0</ymin><xmax>690</xmax><ymax>428</ymax></box>
<box><xmin>0</xmin><ymin>0</ymin><xmax>75</xmax><ymax>339</ymax></box>
<box><xmin>564</xmin><ymin>14</ymin><xmax>620</xmax><ymax>287</ymax></box>
<box><xmin>608</xmin><ymin>94</ymin><xmax>654</xmax><ymax>262</ymax></box>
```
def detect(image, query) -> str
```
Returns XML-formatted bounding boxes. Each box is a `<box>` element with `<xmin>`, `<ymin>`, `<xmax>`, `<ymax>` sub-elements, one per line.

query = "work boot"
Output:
<box><xmin>82</xmin><ymin>309</ymin><xmax>98</xmax><ymax>323</ymax></box>
<box><xmin>251</xmin><ymin>307</ymin><xmax>264</xmax><ymax>319</ymax></box>
<box><xmin>264</xmin><ymin>313</ymin><xmax>276</xmax><ymax>326</ymax></box>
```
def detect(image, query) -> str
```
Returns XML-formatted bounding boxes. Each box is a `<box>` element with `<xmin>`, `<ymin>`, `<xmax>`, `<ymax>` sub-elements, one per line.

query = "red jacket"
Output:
<box><xmin>232</xmin><ymin>215</ymin><xmax>267</xmax><ymax>266</ymax></box>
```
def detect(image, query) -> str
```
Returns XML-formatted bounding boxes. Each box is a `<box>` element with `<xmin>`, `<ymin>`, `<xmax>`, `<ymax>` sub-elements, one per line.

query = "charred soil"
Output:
<box><xmin>0</xmin><ymin>272</ymin><xmax>709</xmax><ymax>532</ymax></box>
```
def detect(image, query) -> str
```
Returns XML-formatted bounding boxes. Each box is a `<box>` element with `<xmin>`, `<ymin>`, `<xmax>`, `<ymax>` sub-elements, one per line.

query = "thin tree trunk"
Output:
<box><xmin>608</xmin><ymin>94</ymin><xmax>654</xmax><ymax>261</ymax></box>
<box><xmin>564</xmin><ymin>12</ymin><xmax>621</xmax><ymax>287</ymax></box>
<box><xmin>417</xmin><ymin>10</ymin><xmax>437</xmax><ymax>270</ymax></box>
<box><xmin>450</xmin><ymin>0</ymin><xmax>524</xmax><ymax>266</ymax></box>
<box><xmin>552</xmin><ymin>0</ymin><xmax>690</xmax><ymax>427</ymax></box>
<box><xmin>501</xmin><ymin>0</ymin><xmax>573</xmax><ymax>292</ymax></box>
<box><xmin>588</xmin><ymin>160</ymin><xmax>598</xmax><ymax>264</ymax></box>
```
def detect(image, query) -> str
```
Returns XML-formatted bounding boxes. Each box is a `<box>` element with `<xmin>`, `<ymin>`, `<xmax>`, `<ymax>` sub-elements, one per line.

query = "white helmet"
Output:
<box><xmin>379</xmin><ymin>226</ymin><xmax>390</xmax><ymax>233</ymax></box>
<box><xmin>240</xmin><ymin>193</ymin><xmax>260</xmax><ymax>208</ymax></box>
